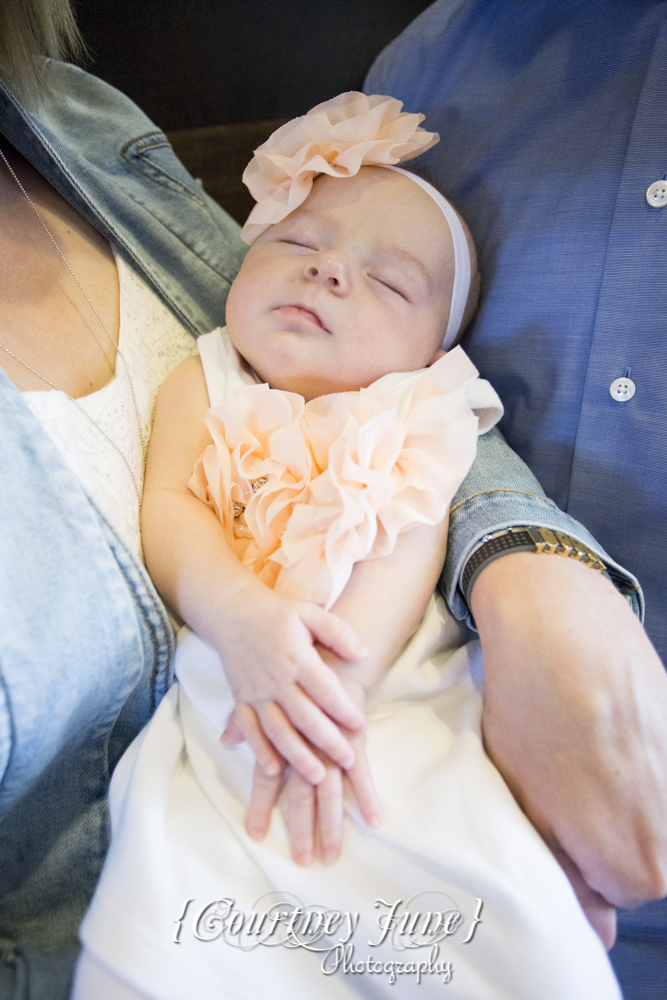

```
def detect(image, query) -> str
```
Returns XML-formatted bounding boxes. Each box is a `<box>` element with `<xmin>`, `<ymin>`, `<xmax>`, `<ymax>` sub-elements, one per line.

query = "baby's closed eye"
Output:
<box><xmin>279</xmin><ymin>238</ymin><xmax>319</xmax><ymax>252</ymax></box>
<box><xmin>368</xmin><ymin>273</ymin><xmax>409</xmax><ymax>301</ymax></box>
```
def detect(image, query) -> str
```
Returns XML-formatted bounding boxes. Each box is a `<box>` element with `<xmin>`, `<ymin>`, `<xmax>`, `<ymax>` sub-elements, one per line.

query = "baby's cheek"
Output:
<box><xmin>224</xmin><ymin>271</ymin><xmax>253</xmax><ymax>337</ymax></box>
<box><xmin>225</xmin><ymin>276</ymin><xmax>239</xmax><ymax>327</ymax></box>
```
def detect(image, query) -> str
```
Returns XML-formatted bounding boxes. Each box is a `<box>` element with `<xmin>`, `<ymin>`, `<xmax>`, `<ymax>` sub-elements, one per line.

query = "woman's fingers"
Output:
<box><xmin>285</xmin><ymin>759</ymin><xmax>361</xmax><ymax>867</ymax></box>
<box><xmin>284</xmin><ymin>770</ymin><xmax>316</xmax><ymax>866</ymax></box>
<box><xmin>315</xmin><ymin>765</ymin><xmax>345</xmax><ymax>863</ymax></box>
<box><xmin>345</xmin><ymin>741</ymin><xmax>381</xmax><ymax>829</ymax></box>
<box><xmin>220</xmin><ymin>712</ymin><xmax>245</xmax><ymax>746</ymax></box>
<box><xmin>246</xmin><ymin>761</ymin><xmax>285</xmax><ymax>841</ymax></box>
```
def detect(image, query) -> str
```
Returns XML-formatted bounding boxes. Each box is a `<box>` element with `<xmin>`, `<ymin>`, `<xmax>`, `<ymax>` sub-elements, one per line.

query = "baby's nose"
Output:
<box><xmin>304</xmin><ymin>253</ymin><xmax>348</xmax><ymax>291</ymax></box>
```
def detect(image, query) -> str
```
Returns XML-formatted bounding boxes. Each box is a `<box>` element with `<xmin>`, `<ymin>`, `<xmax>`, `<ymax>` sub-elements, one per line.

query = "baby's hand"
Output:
<box><xmin>218</xmin><ymin>587</ymin><xmax>367</xmax><ymax>784</ymax></box>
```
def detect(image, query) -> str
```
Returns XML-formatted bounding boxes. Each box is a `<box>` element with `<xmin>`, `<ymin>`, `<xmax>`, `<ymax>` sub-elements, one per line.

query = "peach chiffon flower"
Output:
<box><xmin>240</xmin><ymin>92</ymin><xmax>439</xmax><ymax>244</ymax></box>
<box><xmin>189</xmin><ymin>349</ymin><xmax>484</xmax><ymax>610</ymax></box>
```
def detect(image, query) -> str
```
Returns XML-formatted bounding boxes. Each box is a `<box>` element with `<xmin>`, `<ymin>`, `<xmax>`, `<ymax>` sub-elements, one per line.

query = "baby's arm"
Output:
<box><xmin>244</xmin><ymin>516</ymin><xmax>450</xmax><ymax>864</ymax></box>
<box><xmin>142</xmin><ymin>356</ymin><xmax>367</xmax><ymax>783</ymax></box>
<box><xmin>319</xmin><ymin>516</ymin><xmax>450</xmax><ymax>686</ymax></box>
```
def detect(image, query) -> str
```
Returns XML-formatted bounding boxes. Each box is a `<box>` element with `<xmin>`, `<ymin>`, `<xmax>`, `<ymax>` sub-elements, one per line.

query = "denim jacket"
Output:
<box><xmin>0</xmin><ymin>60</ymin><xmax>639</xmax><ymax>998</ymax></box>
<box><xmin>0</xmin><ymin>60</ymin><xmax>247</xmax><ymax>993</ymax></box>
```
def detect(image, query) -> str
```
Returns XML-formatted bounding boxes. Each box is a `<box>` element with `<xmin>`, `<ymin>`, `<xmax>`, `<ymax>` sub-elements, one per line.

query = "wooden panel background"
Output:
<box><xmin>76</xmin><ymin>1</ymin><xmax>433</xmax><ymax>222</ymax></box>
<box><xmin>166</xmin><ymin>118</ymin><xmax>287</xmax><ymax>224</ymax></box>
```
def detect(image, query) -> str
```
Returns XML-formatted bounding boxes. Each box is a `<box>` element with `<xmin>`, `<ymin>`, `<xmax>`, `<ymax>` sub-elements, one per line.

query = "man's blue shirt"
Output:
<box><xmin>366</xmin><ymin>0</ymin><xmax>667</xmax><ymax>664</ymax></box>
<box><xmin>366</xmin><ymin>1</ymin><xmax>667</xmax><ymax>992</ymax></box>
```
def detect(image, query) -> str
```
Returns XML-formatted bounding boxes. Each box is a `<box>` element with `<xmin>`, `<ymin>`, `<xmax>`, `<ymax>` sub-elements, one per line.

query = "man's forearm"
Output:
<box><xmin>443</xmin><ymin>426</ymin><xmax>643</xmax><ymax>625</ymax></box>
<box><xmin>471</xmin><ymin>551</ymin><xmax>667</xmax><ymax>909</ymax></box>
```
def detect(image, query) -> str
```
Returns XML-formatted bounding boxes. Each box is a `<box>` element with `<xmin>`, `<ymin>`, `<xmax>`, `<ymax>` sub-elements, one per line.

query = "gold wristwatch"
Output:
<box><xmin>461</xmin><ymin>526</ymin><xmax>611</xmax><ymax>607</ymax></box>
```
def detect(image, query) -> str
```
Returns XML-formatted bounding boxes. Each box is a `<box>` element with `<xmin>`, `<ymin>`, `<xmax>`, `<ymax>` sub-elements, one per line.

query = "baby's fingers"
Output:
<box><xmin>299</xmin><ymin>654</ymin><xmax>366</xmax><ymax>733</ymax></box>
<box><xmin>301</xmin><ymin>604</ymin><xmax>368</xmax><ymax>664</ymax></box>
<box><xmin>279</xmin><ymin>687</ymin><xmax>357</xmax><ymax>771</ymax></box>
<box><xmin>227</xmin><ymin>703</ymin><xmax>283</xmax><ymax>778</ymax></box>
<box><xmin>256</xmin><ymin>701</ymin><xmax>328</xmax><ymax>785</ymax></box>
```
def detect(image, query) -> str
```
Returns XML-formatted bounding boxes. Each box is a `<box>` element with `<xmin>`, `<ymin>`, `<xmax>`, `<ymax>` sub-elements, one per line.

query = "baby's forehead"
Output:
<box><xmin>296</xmin><ymin>169</ymin><xmax>454</xmax><ymax>251</ymax></box>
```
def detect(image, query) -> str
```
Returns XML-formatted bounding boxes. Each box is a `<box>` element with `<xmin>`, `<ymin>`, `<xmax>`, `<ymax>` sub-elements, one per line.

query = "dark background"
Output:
<box><xmin>75</xmin><ymin>0</ymin><xmax>433</xmax><ymax>132</ymax></box>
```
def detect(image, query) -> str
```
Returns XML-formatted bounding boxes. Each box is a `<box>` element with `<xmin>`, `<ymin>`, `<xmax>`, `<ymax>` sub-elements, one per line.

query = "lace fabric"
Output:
<box><xmin>23</xmin><ymin>248</ymin><xmax>197</xmax><ymax>556</ymax></box>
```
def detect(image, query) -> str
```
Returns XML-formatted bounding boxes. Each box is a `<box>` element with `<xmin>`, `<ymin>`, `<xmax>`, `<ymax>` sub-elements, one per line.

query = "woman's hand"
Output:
<box><xmin>236</xmin><ymin>680</ymin><xmax>381</xmax><ymax>864</ymax></box>
<box><xmin>218</xmin><ymin>588</ymin><xmax>367</xmax><ymax>784</ymax></box>
<box><xmin>280</xmin><ymin>740</ymin><xmax>380</xmax><ymax>866</ymax></box>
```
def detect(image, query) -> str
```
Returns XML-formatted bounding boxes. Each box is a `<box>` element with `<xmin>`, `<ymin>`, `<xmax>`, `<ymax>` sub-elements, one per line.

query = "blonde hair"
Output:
<box><xmin>0</xmin><ymin>0</ymin><xmax>84</xmax><ymax>107</ymax></box>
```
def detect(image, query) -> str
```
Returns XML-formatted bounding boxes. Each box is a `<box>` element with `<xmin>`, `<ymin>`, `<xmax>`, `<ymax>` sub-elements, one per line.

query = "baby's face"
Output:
<box><xmin>226</xmin><ymin>167</ymin><xmax>458</xmax><ymax>400</ymax></box>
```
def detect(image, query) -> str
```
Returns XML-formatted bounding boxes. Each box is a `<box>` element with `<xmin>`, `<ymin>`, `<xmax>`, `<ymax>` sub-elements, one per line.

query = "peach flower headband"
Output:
<box><xmin>240</xmin><ymin>92</ymin><xmax>471</xmax><ymax>349</ymax></box>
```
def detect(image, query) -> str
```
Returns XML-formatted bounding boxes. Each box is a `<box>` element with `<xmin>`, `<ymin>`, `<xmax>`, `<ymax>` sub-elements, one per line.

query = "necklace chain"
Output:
<box><xmin>0</xmin><ymin>146</ymin><xmax>146</xmax><ymax>505</ymax></box>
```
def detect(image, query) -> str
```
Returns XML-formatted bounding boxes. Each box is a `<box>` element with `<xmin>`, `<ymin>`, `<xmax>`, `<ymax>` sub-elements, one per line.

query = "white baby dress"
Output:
<box><xmin>76</xmin><ymin>329</ymin><xmax>621</xmax><ymax>1000</ymax></box>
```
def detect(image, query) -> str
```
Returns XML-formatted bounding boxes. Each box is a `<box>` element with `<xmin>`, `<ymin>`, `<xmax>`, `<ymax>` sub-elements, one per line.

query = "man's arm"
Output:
<box><xmin>472</xmin><ymin>553</ymin><xmax>667</xmax><ymax>907</ymax></box>
<box><xmin>442</xmin><ymin>426</ymin><xmax>643</xmax><ymax>624</ymax></box>
<box><xmin>446</xmin><ymin>429</ymin><xmax>667</xmax><ymax>932</ymax></box>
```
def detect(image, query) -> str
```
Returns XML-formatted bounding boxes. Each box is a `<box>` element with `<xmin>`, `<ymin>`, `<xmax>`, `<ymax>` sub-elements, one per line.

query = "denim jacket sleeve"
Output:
<box><xmin>0</xmin><ymin>65</ymin><xmax>222</xmax><ymax>973</ymax></box>
<box><xmin>442</xmin><ymin>426</ymin><xmax>644</xmax><ymax>627</ymax></box>
<box><xmin>0</xmin><ymin>371</ymin><xmax>174</xmax><ymax>819</ymax></box>
<box><xmin>0</xmin><ymin>61</ymin><xmax>248</xmax><ymax>339</ymax></box>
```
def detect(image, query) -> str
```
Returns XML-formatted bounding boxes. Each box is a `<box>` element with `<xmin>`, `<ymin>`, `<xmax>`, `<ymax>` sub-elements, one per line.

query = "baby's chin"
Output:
<box><xmin>263</xmin><ymin>368</ymin><xmax>442</xmax><ymax>401</ymax></box>
<box><xmin>260</xmin><ymin>372</ymin><xmax>355</xmax><ymax>401</ymax></box>
<box><xmin>240</xmin><ymin>336</ymin><xmax>441</xmax><ymax>399</ymax></box>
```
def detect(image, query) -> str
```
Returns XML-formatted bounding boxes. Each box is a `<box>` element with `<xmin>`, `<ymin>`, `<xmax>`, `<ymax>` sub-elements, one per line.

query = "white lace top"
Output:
<box><xmin>24</xmin><ymin>248</ymin><xmax>198</xmax><ymax>556</ymax></box>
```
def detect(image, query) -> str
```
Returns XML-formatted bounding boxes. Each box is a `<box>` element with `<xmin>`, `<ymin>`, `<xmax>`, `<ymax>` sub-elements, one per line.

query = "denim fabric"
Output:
<box><xmin>0</xmin><ymin>944</ymin><xmax>80</xmax><ymax>1000</ymax></box>
<box><xmin>0</xmin><ymin>63</ymin><xmax>247</xmax><ymax>998</ymax></box>
<box><xmin>0</xmin><ymin>53</ymin><xmax>647</xmax><ymax>999</ymax></box>
<box><xmin>442</xmin><ymin>427</ymin><xmax>643</xmax><ymax>629</ymax></box>
<box><xmin>0</xmin><ymin>367</ymin><xmax>174</xmax><ymax>969</ymax></box>
<box><xmin>0</xmin><ymin>62</ymin><xmax>247</xmax><ymax>339</ymax></box>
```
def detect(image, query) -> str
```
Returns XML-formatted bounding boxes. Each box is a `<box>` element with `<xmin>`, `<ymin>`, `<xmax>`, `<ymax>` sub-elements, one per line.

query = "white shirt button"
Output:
<box><xmin>610</xmin><ymin>377</ymin><xmax>636</xmax><ymax>402</ymax></box>
<box><xmin>646</xmin><ymin>180</ymin><xmax>667</xmax><ymax>208</ymax></box>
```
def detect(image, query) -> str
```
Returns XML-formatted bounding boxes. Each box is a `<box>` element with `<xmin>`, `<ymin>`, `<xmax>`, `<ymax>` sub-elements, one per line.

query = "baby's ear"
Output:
<box><xmin>428</xmin><ymin>348</ymin><xmax>446</xmax><ymax>366</ymax></box>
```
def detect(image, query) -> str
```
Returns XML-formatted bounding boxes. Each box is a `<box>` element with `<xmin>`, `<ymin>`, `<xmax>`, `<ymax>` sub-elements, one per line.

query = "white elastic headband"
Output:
<box><xmin>385</xmin><ymin>166</ymin><xmax>471</xmax><ymax>349</ymax></box>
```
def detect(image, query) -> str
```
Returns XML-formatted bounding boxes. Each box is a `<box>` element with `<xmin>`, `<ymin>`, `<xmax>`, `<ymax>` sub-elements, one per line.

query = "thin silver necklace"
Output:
<box><xmin>0</xmin><ymin>146</ymin><xmax>146</xmax><ymax>505</ymax></box>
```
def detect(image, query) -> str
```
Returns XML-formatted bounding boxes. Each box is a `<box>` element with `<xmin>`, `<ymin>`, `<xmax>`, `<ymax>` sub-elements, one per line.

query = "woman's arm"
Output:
<box><xmin>142</xmin><ymin>355</ymin><xmax>368</xmax><ymax>783</ymax></box>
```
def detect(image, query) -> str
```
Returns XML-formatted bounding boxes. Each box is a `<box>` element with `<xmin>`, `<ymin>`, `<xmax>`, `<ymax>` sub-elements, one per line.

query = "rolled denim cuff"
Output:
<box><xmin>441</xmin><ymin>427</ymin><xmax>644</xmax><ymax>630</ymax></box>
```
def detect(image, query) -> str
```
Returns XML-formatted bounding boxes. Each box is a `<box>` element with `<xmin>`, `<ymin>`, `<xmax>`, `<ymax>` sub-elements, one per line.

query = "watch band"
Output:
<box><xmin>461</xmin><ymin>526</ymin><xmax>611</xmax><ymax>608</ymax></box>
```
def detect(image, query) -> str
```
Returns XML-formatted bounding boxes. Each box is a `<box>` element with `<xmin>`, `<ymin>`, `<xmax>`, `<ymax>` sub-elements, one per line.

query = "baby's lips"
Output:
<box><xmin>276</xmin><ymin>303</ymin><xmax>330</xmax><ymax>333</ymax></box>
